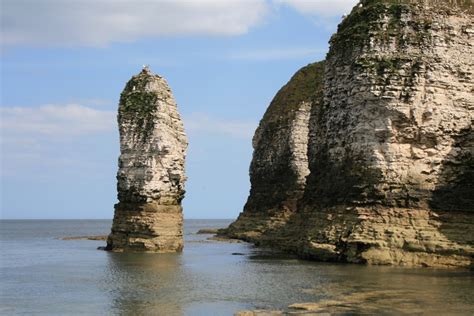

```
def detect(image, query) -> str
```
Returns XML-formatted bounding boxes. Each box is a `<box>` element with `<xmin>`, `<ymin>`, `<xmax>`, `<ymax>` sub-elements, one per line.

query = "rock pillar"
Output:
<box><xmin>106</xmin><ymin>67</ymin><xmax>187</xmax><ymax>252</ymax></box>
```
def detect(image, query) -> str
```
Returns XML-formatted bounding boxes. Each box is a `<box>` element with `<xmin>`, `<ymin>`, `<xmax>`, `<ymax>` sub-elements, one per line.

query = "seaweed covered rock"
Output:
<box><xmin>106</xmin><ymin>67</ymin><xmax>187</xmax><ymax>252</ymax></box>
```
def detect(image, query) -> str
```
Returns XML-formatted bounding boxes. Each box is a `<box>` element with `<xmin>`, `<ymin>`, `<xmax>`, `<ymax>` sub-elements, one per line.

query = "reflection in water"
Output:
<box><xmin>105</xmin><ymin>253</ymin><xmax>183</xmax><ymax>316</ymax></box>
<box><xmin>103</xmin><ymin>244</ymin><xmax>474</xmax><ymax>315</ymax></box>
<box><xmin>1</xmin><ymin>220</ymin><xmax>473</xmax><ymax>315</ymax></box>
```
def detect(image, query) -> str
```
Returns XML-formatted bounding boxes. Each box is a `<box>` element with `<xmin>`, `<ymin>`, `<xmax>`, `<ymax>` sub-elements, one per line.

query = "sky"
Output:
<box><xmin>1</xmin><ymin>0</ymin><xmax>358</xmax><ymax>219</ymax></box>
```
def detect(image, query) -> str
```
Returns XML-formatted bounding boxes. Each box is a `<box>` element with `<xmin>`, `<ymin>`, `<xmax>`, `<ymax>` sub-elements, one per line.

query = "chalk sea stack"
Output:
<box><xmin>226</xmin><ymin>0</ymin><xmax>474</xmax><ymax>267</ymax></box>
<box><xmin>106</xmin><ymin>67</ymin><xmax>187</xmax><ymax>252</ymax></box>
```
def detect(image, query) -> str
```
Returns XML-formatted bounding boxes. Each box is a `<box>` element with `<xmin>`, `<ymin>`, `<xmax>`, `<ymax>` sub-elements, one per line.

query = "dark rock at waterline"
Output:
<box><xmin>61</xmin><ymin>235</ymin><xmax>107</xmax><ymax>241</ymax></box>
<box><xmin>196</xmin><ymin>228</ymin><xmax>222</xmax><ymax>234</ymax></box>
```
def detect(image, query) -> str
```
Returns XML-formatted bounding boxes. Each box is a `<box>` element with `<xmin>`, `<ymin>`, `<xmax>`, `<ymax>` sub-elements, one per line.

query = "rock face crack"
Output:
<box><xmin>106</xmin><ymin>67</ymin><xmax>187</xmax><ymax>252</ymax></box>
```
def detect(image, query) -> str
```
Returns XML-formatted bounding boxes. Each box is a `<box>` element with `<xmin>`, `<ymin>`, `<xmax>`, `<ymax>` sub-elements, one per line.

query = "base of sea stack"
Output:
<box><xmin>106</xmin><ymin>202</ymin><xmax>183</xmax><ymax>252</ymax></box>
<box><xmin>225</xmin><ymin>207</ymin><xmax>473</xmax><ymax>268</ymax></box>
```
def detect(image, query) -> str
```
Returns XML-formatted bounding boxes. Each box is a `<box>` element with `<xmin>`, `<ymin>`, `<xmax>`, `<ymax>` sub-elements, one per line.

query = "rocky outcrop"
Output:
<box><xmin>226</xmin><ymin>62</ymin><xmax>325</xmax><ymax>241</ymax></box>
<box><xmin>106</xmin><ymin>67</ymin><xmax>187</xmax><ymax>252</ymax></box>
<box><xmin>226</xmin><ymin>0</ymin><xmax>473</xmax><ymax>267</ymax></box>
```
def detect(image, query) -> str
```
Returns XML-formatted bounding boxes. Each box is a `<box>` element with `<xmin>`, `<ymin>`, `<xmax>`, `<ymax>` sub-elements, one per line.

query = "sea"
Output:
<box><xmin>1</xmin><ymin>219</ymin><xmax>473</xmax><ymax>315</ymax></box>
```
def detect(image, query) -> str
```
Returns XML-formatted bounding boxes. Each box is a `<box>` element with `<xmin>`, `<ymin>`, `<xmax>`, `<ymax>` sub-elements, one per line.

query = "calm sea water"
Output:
<box><xmin>1</xmin><ymin>219</ymin><xmax>473</xmax><ymax>315</ymax></box>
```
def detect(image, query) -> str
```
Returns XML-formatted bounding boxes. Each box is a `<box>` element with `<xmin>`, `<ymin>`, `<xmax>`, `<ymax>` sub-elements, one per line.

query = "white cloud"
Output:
<box><xmin>184</xmin><ymin>113</ymin><xmax>257</xmax><ymax>139</ymax></box>
<box><xmin>0</xmin><ymin>104</ymin><xmax>115</xmax><ymax>136</ymax></box>
<box><xmin>1</xmin><ymin>0</ymin><xmax>269</xmax><ymax>47</ymax></box>
<box><xmin>0</xmin><ymin>105</ymin><xmax>256</xmax><ymax>142</ymax></box>
<box><xmin>228</xmin><ymin>47</ymin><xmax>327</xmax><ymax>61</ymax></box>
<box><xmin>275</xmin><ymin>0</ymin><xmax>358</xmax><ymax>16</ymax></box>
<box><xmin>0</xmin><ymin>104</ymin><xmax>117</xmax><ymax>178</ymax></box>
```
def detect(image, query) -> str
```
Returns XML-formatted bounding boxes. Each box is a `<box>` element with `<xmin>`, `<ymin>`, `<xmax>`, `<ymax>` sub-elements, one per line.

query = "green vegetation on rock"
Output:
<box><xmin>118</xmin><ymin>73</ymin><xmax>160</xmax><ymax>141</ymax></box>
<box><xmin>120</xmin><ymin>91</ymin><xmax>158</xmax><ymax>116</ymax></box>
<box><xmin>263</xmin><ymin>61</ymin><xmax>325</xmax><ymax>123</ymax></box>
<box><xmin>330</xmin><ymin>0</ymin><xmax>472</xmax><ymax>60</ymax></box>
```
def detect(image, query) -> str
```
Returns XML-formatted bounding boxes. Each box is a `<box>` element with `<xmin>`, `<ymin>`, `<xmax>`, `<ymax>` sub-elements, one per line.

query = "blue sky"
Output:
<box><xmin>1</xmin><ymin>0</ymin><xmax>357</xmax><ymax>219</ymax></box>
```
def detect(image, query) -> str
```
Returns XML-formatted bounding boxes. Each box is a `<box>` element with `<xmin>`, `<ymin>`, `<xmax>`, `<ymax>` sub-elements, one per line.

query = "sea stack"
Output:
<box><xmin>106</xmin><ymin>66</ymin><xmax>187</xmax><ymax>252</ymax></box>
<box><xmin>226</xmin><ymin>0</ymin><xmax>473</xmax><ymax>267</ymax></box>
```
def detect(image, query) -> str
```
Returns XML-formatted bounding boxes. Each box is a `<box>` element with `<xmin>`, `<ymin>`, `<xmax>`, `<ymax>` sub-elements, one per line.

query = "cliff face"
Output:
<box><xmin>226</xmin><ymin>0</ymin><xmax>473</xmax><ymax>267</ymax></box>
<box><xmin>308</xmin><ymin>0</ymin><xmax>473</xmax><ymax>211</ymax></box>
<box><xmin>106</xmin><ymin>67</ymin><xmax>187</xmax><ymax>252</ymax></box>
<box><xmin>226</xmin><ymin>62</ymin><xmax>325</xmax><ymax>241</ymax></box>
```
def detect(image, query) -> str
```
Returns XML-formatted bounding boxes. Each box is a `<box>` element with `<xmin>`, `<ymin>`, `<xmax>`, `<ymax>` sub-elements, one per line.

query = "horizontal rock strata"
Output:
<box><xmin>226</xmin><ymin>0</ymin><xmax>473</xmax><ymax>268</ymax></box>
<box><xmin>106</xmin><ymin>67</ymin><xmax>187</xmax><ymax>252</ymax></box>
<box><xmin>226</xmin><ymin>62</ymin><xmax>325</xmax><ymax>241</ymax></box>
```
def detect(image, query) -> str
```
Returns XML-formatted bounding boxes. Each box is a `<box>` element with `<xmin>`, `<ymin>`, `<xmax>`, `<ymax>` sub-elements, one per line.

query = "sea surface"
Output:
<box><xmin>1</xmin><ymin>219</ymin><xmax>473</xmax><ymax>315</ymax></box>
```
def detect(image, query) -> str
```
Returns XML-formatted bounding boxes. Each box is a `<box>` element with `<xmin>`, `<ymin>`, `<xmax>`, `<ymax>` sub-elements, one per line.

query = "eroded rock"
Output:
<box><xmin>226</xmin><ymin>0</ymin><xmax>473</xmax><ymax>268</ymax></box>
<box><xmin>226</xmin><ymin>61</ymin><xmax>325</xmax><ymax>242</ymax></box>
<box><xmin>106</xmin><ymin>67</ymin><xmax>187</xmax><ymax>252</ymax></box>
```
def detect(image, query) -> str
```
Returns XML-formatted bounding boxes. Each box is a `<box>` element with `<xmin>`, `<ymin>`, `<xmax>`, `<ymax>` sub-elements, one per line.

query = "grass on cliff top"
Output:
<box><xmin>119</xmin><ymin>71</ymin><xmax>160</xmax><ymax>115</ymax></box>
<box><xmin>118</xmin><ymin>72</ymin><xmax>160</xmax><ymax>141</ymax></box>
<box><xmin>261</xmin><ymin>61</ymin><xmax>325</xmax><ymax>122</ymax></box>
<box><xmin>329</xmin><ymin>0</ymin><xmax>472</xmax><ymax>60</ymax></box>
<box><xmin>361</xmin><ymin>0</ymin><xmax>472</xmax><ymax>12</ymax></box>
<box><xmin>119</xmin><ymin>91</ymin><xmax>158</xmax><ymax>115</ymax></box>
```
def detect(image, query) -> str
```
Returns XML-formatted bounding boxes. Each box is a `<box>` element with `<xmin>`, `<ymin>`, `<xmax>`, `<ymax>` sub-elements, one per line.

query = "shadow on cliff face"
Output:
<box><xmin>429</xmin><ymin>125</ymin><xmax>474</xmax><ymax>256</ymax></box>
<box><xmin>247</xmin><ymin>125</ymin><xmax>474</xmax><ymax>265</ymax></box>
<box><xmin>430</xmin><ymin>125</ymin><xmax>474</xmax><ymax>212</ymax></box>
<box><xmin>304</xmin><ymin>149</ymin><xmax>385</xmax><ymax>208</ymax></box>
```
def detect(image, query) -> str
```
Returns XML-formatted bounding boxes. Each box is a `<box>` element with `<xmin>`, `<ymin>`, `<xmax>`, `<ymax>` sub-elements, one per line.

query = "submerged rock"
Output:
<box><xmin>196</xmin><ymin>228</ymin><xmax>221</xmax><ymax>234</ymax></box>
<box><xmin>61</xmin><ymin>235</ymin><xmax>107</xmax><ymax>241</ymax></box>
<box><xmin>106</xmin><ymin>66</ymin><xmax>187</xmax><ymax>252</ymax></box>
<box><xmin>234</xmin><ymin>311</ymin><xmax>284</xmax><ymax>316</ymax></box>
<box><xmin>226</xmin><ymin>0</ymin><xmax>473</xmax><ymax>267</ymax></box>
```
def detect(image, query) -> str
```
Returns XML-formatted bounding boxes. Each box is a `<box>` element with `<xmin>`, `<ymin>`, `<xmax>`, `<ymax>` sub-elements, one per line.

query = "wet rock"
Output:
<box><xmin>288</xmin><ymin>303</ymin><xmax>322</xmax><ymax>311</ymax></box>
<box><xmin>207</xmin><ymin>236</ymin><xmax>244</xmax><ymax>243</ymax></box>
<box><xmin>61</xmin><ymin>235</ymin><xmax>107</xmax><ymax>241</ymax></box>
<box><xmin>234</xmin><ymin>310</ymin><xmax>284</xmax><ymax>316</ymax></box>
<box><xmin>196</xmin><ymin>228</ymin><xmax>221</xmax><ymax>234</ymax></box>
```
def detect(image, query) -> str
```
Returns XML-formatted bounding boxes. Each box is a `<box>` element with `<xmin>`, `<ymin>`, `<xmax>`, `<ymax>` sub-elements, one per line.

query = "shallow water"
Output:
<box><xmin>1</xmin><ymin>219</ymin><xmax>473</xmax><ymax>315</ymax></box>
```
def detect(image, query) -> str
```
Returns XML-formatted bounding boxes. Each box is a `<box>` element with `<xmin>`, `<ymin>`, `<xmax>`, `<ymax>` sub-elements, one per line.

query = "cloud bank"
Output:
<box><xmin>0</xmin><ymin>104</ymin><xmax>117</xmax><ymax>178</ymax></box>
<box><xmin>2</xmin><ymin>0</ymin><xmax>361</xmax><ymax>48</ymax></box>
<box><xmin>1</xmin><ymin>0</ymin><xmax>268</xmax><ymax>47</ymax></box>
<box><xmin>0</xmin><ymin>104</ymin><xmax>115</xmax><ymax>136</ymax></box>
<box><xmin>0</xmin><ymin>104</ymin><xmax>256</xmax><ymax>143</ymax></box>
